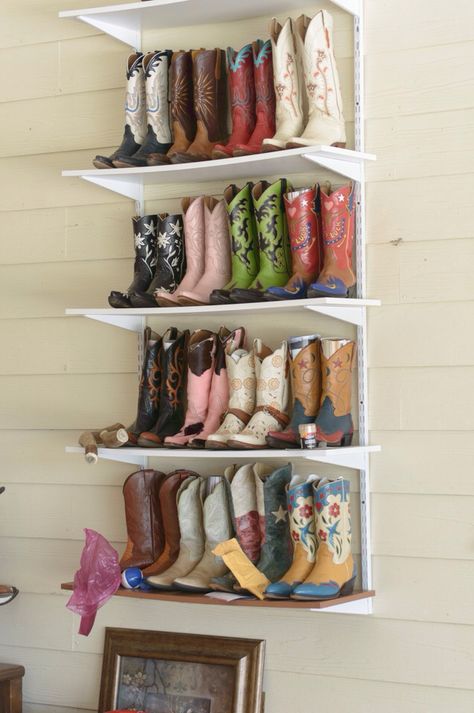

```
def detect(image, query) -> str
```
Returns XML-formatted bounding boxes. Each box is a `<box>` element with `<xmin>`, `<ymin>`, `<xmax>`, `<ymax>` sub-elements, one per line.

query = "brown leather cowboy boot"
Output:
<box><xmin>147</xmin><ymin>51</ymin><xmax>196</xmax><ymax>166</ymax></box>
<box><xmin>119</xmin><ymin>469</ymin><xmax>167</xmax><ymax>571</ymax></box>
<box><xmin>171</xmin><ymin>49</ymin><xmax>228</xmax><ymax>163</ymax></box>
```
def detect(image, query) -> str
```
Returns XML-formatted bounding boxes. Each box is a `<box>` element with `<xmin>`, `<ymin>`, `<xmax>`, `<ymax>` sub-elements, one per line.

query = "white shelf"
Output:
<box><xmin>59</xmin><ymin>0</ymin><xmax>361</xmax><ymax>48</ymax></box>
<box><xmin>62</xmin><ymin>146</ymin><xmax>376</xmax><ymax>201</ymax></box>
<box><xmin>66</xmin><ymin>445</ymin><xmax>380</xmax><ymax>470</ymax></box>
<box><xmin>66</xmin><ymin>298</ymin><xmax>381</xmax><ymax>330</ymax></box>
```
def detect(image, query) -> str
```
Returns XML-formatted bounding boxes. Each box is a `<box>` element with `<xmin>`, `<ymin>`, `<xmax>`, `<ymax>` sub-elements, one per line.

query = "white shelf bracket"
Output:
<box><xmin>66</xmin><ymin>447</ymin><xmax>148</xmax><ymax>468</ymax></box>
<box><xmin>302</xmin><ymin>152</ymin><xmax>362</xmax><ymax>182</ymax></box>
<box><xmin>302</xmin><ymin>449</ymin><xmax>370</xmax><ymax>470</ymax></box>
<box><xmin>304</xmin><ymin>304</ymin><xmax>364</xmax><ymax>326</ymax></box>
<box><xmin>81</xmin><ymin>175</ymin><xmax>143</xmax><ymax>202</ymax></box>
<box><xmin>85</xmin><ymin>314</ymin><xmax>144</xmax><ymax>332</ymax></box>
<box><xmin>330</xmin><ymin>0</ymin><xmax>361</xmax><ymax>16</ymax></box>
<box><xmin>78</xmin><ymin>14</ymin><xmax>141</xmax><ymax>48</ymax></box>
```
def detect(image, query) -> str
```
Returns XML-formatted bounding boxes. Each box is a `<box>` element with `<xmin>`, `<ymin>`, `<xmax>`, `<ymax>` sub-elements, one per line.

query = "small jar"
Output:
<box><xmin>299</xmin><ymin>423</ymin><xmax>317</xmax><ymax>449</ymax></box>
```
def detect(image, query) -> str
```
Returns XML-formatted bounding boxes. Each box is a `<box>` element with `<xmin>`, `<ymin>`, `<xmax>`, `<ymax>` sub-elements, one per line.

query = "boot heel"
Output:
<box><xmin>339</xmin><ymin>576</ymin><xmax>356</xmax><ymax>597</ymax></box>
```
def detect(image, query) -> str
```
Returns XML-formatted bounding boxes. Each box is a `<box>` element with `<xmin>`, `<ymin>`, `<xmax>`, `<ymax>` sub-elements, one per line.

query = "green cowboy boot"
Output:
<box><xmin>210</xmin><ymin>183</ymin><xmax>260</xmax><ymax>304</ymax></box>
<box><xmin>230</xmin><ymin>178</ymin><xmax>292</xmax><ymax>303</ymax></box>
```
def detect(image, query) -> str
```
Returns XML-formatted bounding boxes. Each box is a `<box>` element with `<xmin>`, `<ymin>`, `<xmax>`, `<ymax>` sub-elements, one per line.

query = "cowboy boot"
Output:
<box><xmin>210</xmin><ymin>183</ymin><xmax>260</xmax><ymax>304</ymax></box>
<box><xmin>0</xmin><ymin>585</ymin><xmax>19</xmax><ymax>605</ymax></box>
<box><xmin>142</xmin><ymin>470</ymin><xmax>199</xmax><ymax>577</ymax></box>
<box><xmin>265</xmin><ymin>475</ymin><xmax>318</xmax><ymax>598</ymax></box>
<box><xmin>126</xmin><ymin>328</ymin><xmax>162</xmax><ymax>445</ymax></box>
<box><xmin>314</xmin><ymin>338</ymin><xmax>355</xmax><ymax>446</ymax></box>
<box><xmin>188</xmin><ymin>326</ymin><xmax>246</xmax><ymax>448</ymax></box>
<box><xmin>93</xmin><ymin>53</ymin><xmax>146</xmax><ymax>169</ymax></box>
<box><xmin>155</xmin><ymin>196</ymin><xmax>205</xmax><ymax>306</ymax></box>
<box><xmin>108</xmin><ymin>215</ymin><xmax>157</xmax><ymax>308</ymax></box>
<box><xmin>212</xmin><ymin>44</ymin><xmax>256</xmax><ymax>159</ymax></box>
<box><xmin>177</xmin><ymin>197</ymin><xmax>231</xmax><ymax>305</ymax></box>
<box><xmin>146</xmin><ymin>476</ymin><xmax>206</xmax><ymax>589</ymax></box>
<box><xmin>174</xmin><ymin>479</ymin><xmax>234</xmax><ymax>592</ymax></box>
<box><xmin>267</xmin><ymin>333</ymin><xmax>321</xmax><ymax>448</ymax></box>
<box><xmin>230</xmin><ymin>179</ymin><xmax>292</xmax><ymax>303</ymax></box>
<box><xmin>164</xmin><ymin>330</ymin><xmax>217</xmax><ymax>447</ymax></box>
<box><xmin>307</xmin><ymin>183</ymin><xmax>356</xmax><ymax>297</ymax></box>
<box><xmin>130</xmin><ymin>213</ymin><xmax>185</xmax><ymax>307</ymax></box>
<box><xmin>287</xmin><ymin>11</ymin><xmax>346</xmax><ymax>148</ymax></box>
<box><xmin>233</xmin><ymin>40</ymin><xmax>275</xmax><ymax>156</ymax></box>
<box><xmin>262</xmin><ymin>18</ymin><xmax>305</xmax><ymax>152</ymax></box>
<box><xmin>114</xmin><ymin>50</ymin><xmax>172</xmax><ymax>167</ymax></box>
<box><xmin>265</xmin><ymin>185</ymin><xmax>323</xmax><ymax>300</ymax></box>
<box><xmin>292</xmin><ymin>478</ymin><xmax>356</xmax><ymax>599</ymax></box>
<box><xmin>171</xmin><ymin>49</ymin><xmax>227</xmax><ymax>163</ymax></box>
<box><xmin>119</xmin><ymin>469</ymin><xmax>167</xmax><ymax>571</ymax></box>
<box><xmin>138</xmin><ymin>328</ymin><xmax>190</xmax><ymax>447</ymax></box>
<box><xmin>228</xmin><ymin>340</ymin><xmax>289</xmax><ymax>449</ymax></box>
<box><xmin>206</xmin><ymin>340</ymin><xmax>268</xmax><ymax>449</ymax></box>
<box><xmin>253</xmin><ymin>463</ymin><xmax>293</xmax><ymax>582</ymax></box>
<box><xmin>148</xmin><ymin>51</ymin><xmax>196</xmax><ymax>166</ymax></box>
<box><xmin>212</xmin><ymin>463</ymin><xmax>271</xmax><ymax>591</ymax></box>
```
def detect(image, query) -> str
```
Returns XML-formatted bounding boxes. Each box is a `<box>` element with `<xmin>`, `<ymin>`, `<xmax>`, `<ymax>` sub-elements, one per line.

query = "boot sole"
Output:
<box><xmin>176</xmin><ymin>297</ymin><xmax>208</xmax><ymax>306</ymax></box>
<box><xmin>205</xmin><ymin>440</ymin><xmax>229</xmax><ymax>449</ymax></box>
<box><xmin>286</xmin><ymin>141</ymin><xmax>347</xmax><ymax>150</ymax></box>
<box><xmin>226</xmin><ymin>440</ymin><xmax>266</xmax><ymax>450</ymax></box>
<box><xmin>172</xmin><ymin>583</ymin><xmax>212</xmax><ymax>593</ymax></box>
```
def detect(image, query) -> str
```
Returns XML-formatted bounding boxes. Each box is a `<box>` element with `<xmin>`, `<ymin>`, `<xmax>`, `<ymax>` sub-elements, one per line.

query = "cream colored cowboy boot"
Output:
<box><xmin>292</xmin><ymin>477</ymin><xmax>356</xmax><ymax>600</ymax></box>
<box><xmin>173</xmin><ymin>479</ymin><xmax>233</xmax><ymax>592</ymax></box>
<box><xmin>228</xmin><ymin>340</ymin><xmax>289</xmax><ymax>448</ymax></box>
<box><xmin>146</xmin><ymin>476</ymin><xmax>205</xmax><ymax>590</ymax></box>
<box><xmin>287</xmin><ymin>11</ymin><xmax>346</xmax><ymax>148</ymax></box>
<box><xmin>262</xmin><ymin>18</ymin><xmax>305</xmax><ymax>151</ymax></box>
<box><xmin>93</xmin><ymin>53</ymin><xmax>147</xmax><ymax>168</ymax></box>
<box><xmin>114</xmin><ymin>50</ymin><xmax>172</xmax><ymax>167</ymax></box>
<box><xmin>205</xmin><ymin>339</ymin><xmax>269</xmax><ymax>449</ymax></box>
<box><xmin>265</xmin><ymin>474</ymin><xmax>318</xmax><ymax>598</ymax></box>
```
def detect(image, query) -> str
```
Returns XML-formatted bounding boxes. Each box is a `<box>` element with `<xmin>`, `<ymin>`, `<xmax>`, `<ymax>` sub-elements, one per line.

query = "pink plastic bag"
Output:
<box><xmin>66</xmin><ymin>528</ymin><xmax>121</xmax><ymax>636</ymax></box>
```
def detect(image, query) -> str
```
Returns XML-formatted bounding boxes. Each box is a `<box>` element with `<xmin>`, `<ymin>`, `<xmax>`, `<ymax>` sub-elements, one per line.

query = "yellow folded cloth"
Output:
<box><xmin>212</xmin><ymin>539</ymin><xmax>270</xmax><ymax>600</ymax></box>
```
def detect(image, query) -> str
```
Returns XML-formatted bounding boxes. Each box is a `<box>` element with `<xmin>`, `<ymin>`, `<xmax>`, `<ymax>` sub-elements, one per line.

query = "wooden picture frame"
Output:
<box><xmin>98</xmin><ymin>627</ymin><xmax>265</xmax><ymax>713</ymax></box>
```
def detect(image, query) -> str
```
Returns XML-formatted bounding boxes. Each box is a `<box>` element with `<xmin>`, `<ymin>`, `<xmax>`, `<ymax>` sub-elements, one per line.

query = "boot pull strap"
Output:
<box><xmin>226</xmin><ymin>408</ymin><xmax>252</xmax><ymax>425</ymax></box>
<box><xmin>254</xmin><ymin>405</ymin><xmax>289</xmax><ymax>428</ymax></box>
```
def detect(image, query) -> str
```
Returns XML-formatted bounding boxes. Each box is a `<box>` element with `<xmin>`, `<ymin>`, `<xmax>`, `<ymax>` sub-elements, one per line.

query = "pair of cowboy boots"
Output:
<box><xmin>164</xmin><ymin>327</ymin><xmax>245</xmax><ymax>448</ymax></box>
<box><xmin>148</xmin><ymin>49</ymin><xmax>228</xmax><ymax>164</ymax></box>
<box><xmin>212</xmin><ymin>40</ymin><xmax>276</xmax><ymax>158</ymax></box>
<box><xmin>262</xmin><ymin>180</ymin><xmax>355</xmax><ymax>301</ymax></box>
<box><xmin>210</xmin><ymin>178</ymin><xmax>292</xmax><ymax>304</ymax></box>
<box><xmin>108</xmin><ymin>213</ymin><xmax>186</xmax><ymax>308</ymax></box>
<box><xmin>265</xmin><ymin>475</ymin><xmax>355</xmax><ymax>600</ymax></box>
<box><xmin>94</xmin><ymin>51</ymin><xmax>172</xmax><ymax>169</ymax></box>
<box><xmin>155</xmin><ymin>195</ymin><xmax>231</xmax><ymax>306</ymax></box>
<box><xmin>267</xmin><ymin>337</ymin><xmax>356</xmax><ymax>449</ymax></box>
<box><xmin>207</xmin><ymin>339</ymin><xmax>290</xmax><ymax>449</ymax></box>
<box><xmin>263</xmin><ymin>11</ymin><xmax>346</xmax><ymax>152</ymax></box>
<box><xmin>212</xmin><ymin>463</ymin><xmax>293</xmax><ymax>592</ymax></box>
<box><xmin>145</xmin><ymin>475</ymin><xmax>233</xmax><ymax>593</ymax></box>
<box><xmin>126</xmin><ymin>327</ymin><xmax>190</xmax><ymax>447</ymax></box>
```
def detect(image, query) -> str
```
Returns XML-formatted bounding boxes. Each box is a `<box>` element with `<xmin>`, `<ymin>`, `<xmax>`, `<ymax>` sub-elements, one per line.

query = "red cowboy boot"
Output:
<box><xmin>212</xmin><ymin>44</ymin><xmax>256</xmax><ymax>159</ymax></box>
<box><xmin>233</xmin><ymin>40</ymin><xmax>276</xmax><ymax>156</ymax></box>
<box><xmin>265</xmin><ymin>185</ymin><xmax>323</xmax><ymax>300</ymax></box>
<box><xmin>307</xmin><ymin>183</ymin><xmax>356</xmax><ymax>298</ymax></box>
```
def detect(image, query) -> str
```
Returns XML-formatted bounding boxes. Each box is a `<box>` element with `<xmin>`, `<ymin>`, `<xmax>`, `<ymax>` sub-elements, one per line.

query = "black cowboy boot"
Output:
<box><xmin>127</xmin><ymin>328</ymin><xmax>163</xmax><ymax>445</ymax></box>
<box><xmin>108</xmin><ymin>215</ymin><xmax>157</xmax><ymax>308</ymax></box>
<box><xmin>130</xmin><ymin>213</ymin><xmax>186</xmax><ymax>307</ymax></box>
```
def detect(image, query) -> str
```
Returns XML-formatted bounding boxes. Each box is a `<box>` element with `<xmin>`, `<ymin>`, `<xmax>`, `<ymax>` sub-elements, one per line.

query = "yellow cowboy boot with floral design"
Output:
<box><xmin>265</xmin><ymin>474</ymin><xmax>318</xmax><ymax>598</ymax></box>
<box><xmin>292</xmin><ymin>477</ymin><xmax>356</xmax><ymax>600</ymax></box>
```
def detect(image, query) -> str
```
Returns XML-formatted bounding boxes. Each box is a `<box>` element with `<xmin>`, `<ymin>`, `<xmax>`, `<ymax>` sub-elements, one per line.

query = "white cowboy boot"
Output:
<box><xmin>205</xmin><ymin>343</ymin><xmax>262</xmax><ymax>449</ymax></box>
<box><xmin>115</xmin><ymin>50</ymin><xmax>172</xmax><ymax>167</ymax></box>
<box><xmin>93</xmin><ymin>52</ymin><xmax>147</xmax><ymax>168</ymax></box>
<box><xmin>228</xmin><ymin>340</ymin><xmax>289</xmax><ymax>448</ymax></box>
<box><xmin>146</xmin><ymin>476</ymin><xmax>205</xmax><ymax>590</ymax></box>
<box><xmin>173</xmin><ymin>479</ymin><xmax>234</xmax><ymax>592</ymax></box>
<box><xmin>262</xmin><ymin>18</ymin><xmax>305</xmax><ymax>151</ymax></box>
<box><xmin>287</xmin><ymin>11</ymin><xmax>346</xmax><ymax>148</ymax></box>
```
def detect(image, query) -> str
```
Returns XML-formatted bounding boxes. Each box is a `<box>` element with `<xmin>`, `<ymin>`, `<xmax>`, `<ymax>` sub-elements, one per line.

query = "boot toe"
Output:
<box><xmin>108</xmin><ymin>291</ymin><xmax>132</xmax><ymax>308</ymax></box>
<box><xmin>307</xmin><ymin>277</ymin><xmax>351</xmax><ymax>298</ymax></box>
<box><xmin>291</xmin><ymin>581</ymin><xmax>341</xmax><ymax>600</ymax></box>
<box><xmin>129</xmin><ymin>292</ymin><xmax>158</xmax><ymax>308</ymax></box>
<box><xmin>137</xmin><ymin>433</ymin><xmax>163</xmax><ymax>448</ymax></box>
<box><xmin>229</xmin><ymin>288</ymin><xmax>265</xmax><ymax>303</ymax></box>
<box><xmin>209</xmin><ymin>289</ymin><xmax>232</xmax><ymax>304</ymax></box>
<box><xmin>93</xmin><ymin>155</ymin><xmax>115</xmax><ymax>169</ymax></box>
<box><xmin>265</xmin><ymin>581</ymin><xmax>293</xmax><ymax>598</ymax></box>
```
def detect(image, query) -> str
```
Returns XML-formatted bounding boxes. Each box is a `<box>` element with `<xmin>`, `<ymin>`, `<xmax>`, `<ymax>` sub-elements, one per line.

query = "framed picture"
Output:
<box><xmin>98</xmin><ymin>627</ymin><xmax>265</xmax><ymax>713</ymax></box>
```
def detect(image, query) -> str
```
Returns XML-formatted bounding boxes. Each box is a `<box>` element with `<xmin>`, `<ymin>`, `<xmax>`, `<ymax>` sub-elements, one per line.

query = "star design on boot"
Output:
<box><xmin>333</xmin><ymin>358</ymin><xmax>343</xmax><ymax>368</ymax></box>
<box><xmin>337</xmin><ymin>194</ymin><xmax>345</xmax><ymax>202</ymax></box>
<box><xmin>272</xmin><ymin>505</ymin><xmax>288</xmax><ymax>523</ymax></box>
<box><xmin>301</xmin><ymin>199</ymin><xmax>308</xmax><ymax>206</ymax></box>
<box><xmin>143</xmin><ymin>221</ymin><xmax>156</xmax><ymax>236</ymax></box>
<box><xmin>169</xmin><ymin>221</ymin><xmax>182</xmax><ymax>236</ymax></box>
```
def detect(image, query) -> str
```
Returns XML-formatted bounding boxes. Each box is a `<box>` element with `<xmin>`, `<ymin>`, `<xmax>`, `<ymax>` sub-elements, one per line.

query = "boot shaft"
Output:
<box><xmin>321</xmin><ymin>183</ymin><xmax>355</xmax><ymax>267</ymax></box>
<box><xmin>226</xmin><ymin>44</ymin><xmax>256</xmax><ymax>136</ymax></box>
<box><xmin>192</xmin><ymin>49</ymin><xmax>227</xmax><ymax>142</ymax></box>
<box><xmin>288</xmin><ymin>333</ymin><xmax>322</xmax><ymax>422</ymax></box>
<box><xmin>203</xmin><ymin>196</ymin><xmax>231</xmax><ymax>276</ymax></box>
<box><xmin>132</xmin><ymin>328</ymin><xmax>163</xmax><ymax>436</ymax></box>
<box><xmin>224</xmin><ymin>182</ymin><xmax>259</xmax><ymax>283</ymax></box>
<box><xmin>284</xmin><ymin>185</ymin><xmax>323</xmax><ymax>279</ymax></box>
<box><xmin>226</xmin><ymin>347</ymin><xmax>257</xmax><ymax>417</ymax></box>
<box><xmin>152</xmin><ymin>212</ymin><xmax>185</xmax><ymax>294</ymax></box>
<box><xmin>143</xmin><ymin>50</ymin><xmax>172</xmax><ymax>144</ymax></box>
<box><xmin>176</xmin><ymin>476</ymin><xmax>206</xmax><ymax>555</ymax></box>
<box><xmin>287</xmin><ymin>476</ymin><xmax>317</xmax><ymax>562</ymax></box>
<box><xmin>155</xmin><ymin>328</ymin><xmax>190</xmax><ymax>429</ymax></box>
<box><xmin>252</xmin><ymin>179</ymin><xmax>292</xmax><ymax>284</ymax></box>
<box><xmin>121</xmin><ymin>469</ymin><xmax>166</xmax><ymax>566</ymax></box>
<box><xmin>255</xmin><ymin>464</ymin><xmax>293</xmax><ymax>577</ymax></box>
<box><xmin>181</xmin><ymin>195</ymin><xmax>205</xmax><ymax>280</ymax></box>
<box><xmin>271</xmin><ymin>18</ymin><xmax>304</xmax><ymax>133</ymax></box>
<box><xmin>170</xmin><ymin>50</ymin><xmax>196</xmax><ymax>144</ymax></box>
<box><xmin>313</xmin><ymin>478</ymin><xmax>351</xmax><ymax>563</ymax></box>
<box><xmin>320</xmin><ymin>338</ymin><xmax>355</xmax><ymax>417</ymax></box>
<box><xmin>254</xmin><ymin>339</ymin><xmax>289</xmax><ymax>416</ymax></box>
<box><xmin>252</xmin><ymin>40</ymin><xmax>276</xmax><ymax>130</ymax></box>
<box><xmin>125</xmin><ymin>52</ymin><xmax>147</xmax><ymax>144</ymax></box>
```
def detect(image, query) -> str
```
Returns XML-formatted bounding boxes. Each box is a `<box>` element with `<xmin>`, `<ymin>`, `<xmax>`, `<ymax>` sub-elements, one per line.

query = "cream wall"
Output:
<box><xmin>0</xmin><ymin>0</ymin><xmax>473</xmax><ymax>711</ymax></box>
